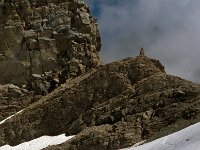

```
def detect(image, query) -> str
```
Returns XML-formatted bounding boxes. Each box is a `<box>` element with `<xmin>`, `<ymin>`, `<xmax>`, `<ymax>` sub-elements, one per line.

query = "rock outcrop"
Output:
<box><xmin>0</xmin><ymin>84</ymin><xmax>36</xmax><ymax>121</ymax></box>
<box><xmin>1</xmin><ymin>1</ymin><xmax>200</xmax><ymax>150</ymax></box>
<box><xmin>0</xmin><ymin>0</ymin><xmax>101</xmax><ymax>88</ymax></box>
<box><xmin>0</xmin><ymin>0</ymin><xmax>102</xmax><ymax>120</ymax></box>
<box><xmin>0</xmin><ymin>54</ymin><xmax>200</xmax><ymax>150</ymax></box>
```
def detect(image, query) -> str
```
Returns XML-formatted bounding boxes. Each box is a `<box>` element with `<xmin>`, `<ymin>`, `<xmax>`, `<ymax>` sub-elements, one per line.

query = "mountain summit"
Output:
<box><xmin>0</xmin><ymin>0</ymin><xmax>200</xmax><ymax>150</ymax></box>
<box><xmin>0</xmin><ymin>51</ymin><xmax>200</xmax><ymax>149</ymax></box>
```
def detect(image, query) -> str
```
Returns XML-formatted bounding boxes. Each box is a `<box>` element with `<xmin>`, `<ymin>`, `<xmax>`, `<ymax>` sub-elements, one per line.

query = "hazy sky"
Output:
<box><xmin>86</xmin><ymin>0</ymin><xmax>200</xmax><ymax>83</ymax></box>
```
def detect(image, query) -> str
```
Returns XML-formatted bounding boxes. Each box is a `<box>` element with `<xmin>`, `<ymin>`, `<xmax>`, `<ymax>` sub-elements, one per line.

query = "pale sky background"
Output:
<box><xmin>86</xmin><ymin>0</ymin><xmax>200</xmax><ymax>83</ymax></box>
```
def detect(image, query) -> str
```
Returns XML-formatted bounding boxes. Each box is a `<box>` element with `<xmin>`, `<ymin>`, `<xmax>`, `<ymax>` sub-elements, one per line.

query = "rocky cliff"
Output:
<box><xmin>0</xmin><ymin>0</ymin><xmax>200</xmax><ymax>150</ymax></box>
<box><xmin>0</xmin><ymin>54</ymin><xmax>200</xmax><ymax>150</ymax></box>
<box><xmin>0</xmin><ymin>0</ymin><xmax>102</xmax><ymax>121</ymax></box>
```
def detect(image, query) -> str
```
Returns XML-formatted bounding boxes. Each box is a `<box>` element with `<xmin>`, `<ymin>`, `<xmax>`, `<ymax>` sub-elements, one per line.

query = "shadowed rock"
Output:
<box><xmin>0</xmin><ymin>0</ymin><xmax>102</xmax><ymax>121</ymax></box>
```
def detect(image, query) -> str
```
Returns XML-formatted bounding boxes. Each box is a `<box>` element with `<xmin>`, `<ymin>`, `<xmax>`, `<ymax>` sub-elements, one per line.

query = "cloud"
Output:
<box><xmin>86</xmin><ymin>0</ymin><xmax>200</xmax><ymax>82</ymax></box>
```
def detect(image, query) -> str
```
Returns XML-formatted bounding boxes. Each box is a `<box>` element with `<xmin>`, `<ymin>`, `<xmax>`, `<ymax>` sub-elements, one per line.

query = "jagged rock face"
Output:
<box><xmin>0</xmin><ymin>55</ymin><xmax>200</xmax><ymax>150</ymax></box>
<box><xmin>0</xmin><ymin>0</ymin><xmax>101</xmax><ymax>87</ymax></box>
<box><xmin>0</xmin><ymin>0</ymin><xmax>102</xmax><ymax>121</ymax></box>
<box><xmin>0</xmin><ymin>84</ymin><xmax>36</xmax><ymax>121</ymax></box>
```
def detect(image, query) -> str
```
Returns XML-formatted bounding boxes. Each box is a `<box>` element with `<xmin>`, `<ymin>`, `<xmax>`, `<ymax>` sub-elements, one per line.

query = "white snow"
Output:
<box><xmin>121</xmin><ymin>122</ymin><xmax>200</xmax><ymax>150</ymax></box>
<box><xmin>0</xmin><ymin>134</ymin><xmax>74</xmax><ymax>150</ymax></box>
<box><xmin>0</xmin><ymin>110</ymin><xmax>74</xmax><ymax>150</ymax></box>
<box><xmin>0</xmin><ymin>110</ymin><xmax>24</xmax><ymax>125</ymax></box>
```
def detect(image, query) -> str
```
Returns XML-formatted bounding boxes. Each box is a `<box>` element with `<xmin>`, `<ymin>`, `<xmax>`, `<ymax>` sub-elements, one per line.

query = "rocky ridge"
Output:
<box><xmin>0</xmin><ymin>54</ymin><xmax>200</xmax><ymax>150</ymax></box>
<box><xmin>0</xmin><ymin>0</ymin><xmax>200</xmax><ymax>150</ymax></box>
<box><xmin>0</xmin><ymin>0</ymin><xmax>102</xmax><ymax>121</ymax></box>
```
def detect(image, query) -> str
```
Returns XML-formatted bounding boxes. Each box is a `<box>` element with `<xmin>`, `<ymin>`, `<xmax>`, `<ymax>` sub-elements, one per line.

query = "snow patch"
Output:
<box><xmin>0</xmin><ymin>110</ymin><xmax>24</xmax><ymax>125</ymax></box>
<box><xmin>0</xmin><ymin>134</ymin><xmax>74</xmax><ymax>150</ymax></box>
<box><xmin>122</xmin><ymin>122</ymin><xmax>200</xmax><ymax>150</ymax></box>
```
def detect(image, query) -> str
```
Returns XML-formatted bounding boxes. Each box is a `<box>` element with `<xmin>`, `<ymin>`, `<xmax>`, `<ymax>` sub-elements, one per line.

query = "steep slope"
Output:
<box><xmin>122</xmin><ymin>122</ymin><xmax>200</xmax><ymax>150</ymax></box>
<box><xmin>0</xmin><ymin>0</ymin><xmax>101</xmax><ymax>86</ymax></box>
<box><xmin>0</xmin><ymin>54</ymin><xmax>200</xmax><ymax>150</ymax></box>
<box><xmin>2</xmin><ymin>118</ymin><xmax>200</xmax><ymax>150</ymax></box>
<box><xmin>0</xmin><ymin>84</ymin><xmax>35</xmax><ymax>121</ymax></box>
<box><xmin>0</xmin><ymin>0</ymin><xmax>102</xmax><ymax>121</ymax></box>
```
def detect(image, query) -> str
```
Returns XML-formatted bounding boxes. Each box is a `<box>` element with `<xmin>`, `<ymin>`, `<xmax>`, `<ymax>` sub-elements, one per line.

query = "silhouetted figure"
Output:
<box><xmin>140</xmin><ymin>48</ymin><xmax>145</xmax><ymax>56</ymax></box>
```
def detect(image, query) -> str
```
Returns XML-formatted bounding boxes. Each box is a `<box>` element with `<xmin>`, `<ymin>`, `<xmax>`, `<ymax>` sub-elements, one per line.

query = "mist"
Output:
<box><xmin>86</xmin><ymin>0</ymin><xmax>200</xmax><ymax>83</ymax></box>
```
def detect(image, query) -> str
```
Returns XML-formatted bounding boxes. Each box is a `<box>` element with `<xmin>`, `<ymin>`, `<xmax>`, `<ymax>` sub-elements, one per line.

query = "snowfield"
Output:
<box><xmin>0</xmin><ymin>134</ymin><xmax>74</xmax><ymax>150</ymax></box>
<box><xmin>122</xmin><ymin>122</ymin><xmax>200</xmax><ymax>150</ymax></box>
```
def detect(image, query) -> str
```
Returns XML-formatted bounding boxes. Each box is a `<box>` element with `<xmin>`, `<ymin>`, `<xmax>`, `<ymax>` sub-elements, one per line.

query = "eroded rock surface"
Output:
<box><xmin>0</xmin><ymin>0</ymin><xmax>101</xmax><ymax>87</ymax></box>
<box><xmin>0</xmin><ymin>0</ymin><xmax>102</xmax><ymax>120</ymax></box>
<box><xmin>0</xmin><ymin>84</ymin><xmax>36</xmax><ymax>121</ymax></box>
<box><xmin>1</xmin><ymin>1</ymin><xmax>200</xmax><ymax>150</ymax></box>
<box><xmin>0</xmin><ymin>55</ymin><xmax>200</xmax><ymax>150</ymax></box>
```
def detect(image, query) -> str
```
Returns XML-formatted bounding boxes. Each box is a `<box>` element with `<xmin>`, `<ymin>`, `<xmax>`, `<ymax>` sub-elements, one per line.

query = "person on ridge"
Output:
<box><xmin>140</xmin><ymin>48</ymin><xmax>145</xmax><ymax>56</ymax></box>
